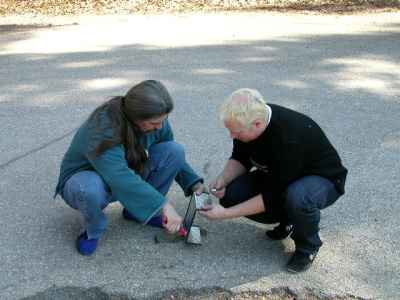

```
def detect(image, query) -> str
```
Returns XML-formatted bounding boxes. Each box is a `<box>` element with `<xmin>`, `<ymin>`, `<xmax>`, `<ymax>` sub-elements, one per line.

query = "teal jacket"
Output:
<box><xmin>55</xmin><ymin>113</ymin><xmax>202</xmax><ymax>224</ymax></box>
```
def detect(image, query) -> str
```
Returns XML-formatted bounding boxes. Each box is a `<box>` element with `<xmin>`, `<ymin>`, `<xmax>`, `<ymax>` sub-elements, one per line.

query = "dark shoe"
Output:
<box><xmin>122</xmin><ymin>208</ymin><xmax>163</xmax><ymax>228</ymax></box>
<box><xmin>266</xmin><ymin>223</ymin><xmax>293</xmax><ymax>240</ymax></box>
<box><xmin>76</xmin><ymin>232</ymin><xmax>98</xmax><ymax>256</ymax></box>
<box><xmin>286</xmin><ymin>250</ymin><xmax>318</xmax><ymax>273</ymax></box>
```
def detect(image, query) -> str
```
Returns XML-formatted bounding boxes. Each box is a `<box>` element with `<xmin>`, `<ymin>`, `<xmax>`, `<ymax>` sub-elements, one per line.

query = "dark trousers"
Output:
<box><xmin>221</xmin><ymin>171</ymin><xmax>341</xmax><ymax>254</ymax></box>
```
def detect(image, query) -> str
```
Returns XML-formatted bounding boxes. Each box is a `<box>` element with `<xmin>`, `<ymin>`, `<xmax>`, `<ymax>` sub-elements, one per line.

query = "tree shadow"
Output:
<box><xmin>1</xmin><ymin>20</ymin><xmax>399</xmax><ymax>299</ymax></box>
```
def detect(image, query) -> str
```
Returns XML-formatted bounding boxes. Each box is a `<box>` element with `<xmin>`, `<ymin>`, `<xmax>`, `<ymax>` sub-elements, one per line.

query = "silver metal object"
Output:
<box><xmin>194</xmin><ymin>193</ymin><xmax>212</xmax><ymax>210</ymax></box>
<box><xmin>155</xmin><ymin>193</ymin><xmax>210</xmax><ymax>245</ymax></box>
<box><xmin>182</xmin><ymin>193</ymin><xmax>197</xmax><ymax>234</ymax></box>
<box><xmin>181</xmin><ymin>193</ymin><xmax>212</xmax><ymax>245</ymax></box>
<box><xmin>187</xmin><ymin>226</ymin><xmax>201</xmax><ymax>244</ymax></box>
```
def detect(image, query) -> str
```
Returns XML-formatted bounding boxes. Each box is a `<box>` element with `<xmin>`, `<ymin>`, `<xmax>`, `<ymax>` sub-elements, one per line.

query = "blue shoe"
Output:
<box><xmin>122</xmin><ymin>208</ymin><xmax>163</xmax><ymax>228</ymax></box>
<box><xmin>76</xmin><ymin>232</ymin><xmax>98</xmax><ymax>256</ymax></box>
<box><xmin>146</xmin><ymin>214</ymin><xmax>164</xmax><ymax>228</ymax></box>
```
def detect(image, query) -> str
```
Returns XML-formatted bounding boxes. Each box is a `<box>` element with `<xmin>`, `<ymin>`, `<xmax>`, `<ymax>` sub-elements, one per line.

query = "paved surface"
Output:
<box><xmin>1</xmin><ymin>12</ymin><xmax>399</xmax><ymax>300</ymax></box>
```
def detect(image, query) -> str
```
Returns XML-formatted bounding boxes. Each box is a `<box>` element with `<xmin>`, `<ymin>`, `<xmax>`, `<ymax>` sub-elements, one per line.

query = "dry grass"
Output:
<box><xmin>0</xmin><ymin>0</ymin><xmax>399</xmax><ymax>16</ymax></box>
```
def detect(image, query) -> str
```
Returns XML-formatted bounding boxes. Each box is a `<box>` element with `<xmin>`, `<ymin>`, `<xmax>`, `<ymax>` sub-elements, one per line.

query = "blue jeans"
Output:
<box><xmin>285</xmin><ymin>175</ymin><xmax>340</xmax><ymax>254</ymax></box>
<box><xmin>62</xmin><ymin>141</ymin><xmax>185</xmax><ymax>239</ymax></box>
<box><xmin>221</xmin><ymin>171</ymin><xmax>341</xmax><ymax>254</ymax></box>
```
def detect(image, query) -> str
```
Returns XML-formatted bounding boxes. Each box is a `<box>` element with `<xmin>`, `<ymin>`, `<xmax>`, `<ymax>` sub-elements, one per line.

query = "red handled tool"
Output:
<box><xmin>155</xmin><ymin>193</ymin><xmax>208</xmax><ymax>245</ymax></box>
<box><xmin>162</xmin><ymin>215</ymin><xmax>188</xmax><ymax>237</ymax></box>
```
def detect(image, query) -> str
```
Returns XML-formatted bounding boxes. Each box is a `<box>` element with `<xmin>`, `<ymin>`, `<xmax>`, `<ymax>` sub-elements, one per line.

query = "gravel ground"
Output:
<box><xmin>0</xmin><ymin>0</ymin><xmax>399</xmax><ymax>16</ymax></box>
<box><xmin>1</xmin><ymin>7</ymin><xmax>399</xmax><ymax>300</ymax></box>
<box><xmin>23</xmin><ymin>285</ymin><xmax>367</xmax><ymax>299</ymax></box>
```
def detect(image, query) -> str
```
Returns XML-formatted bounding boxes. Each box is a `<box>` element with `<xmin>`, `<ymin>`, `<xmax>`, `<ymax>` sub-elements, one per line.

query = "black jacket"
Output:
<box><xmin>231</xmin><ymin>104</ymin><xmax>348</xmax><ymax>210</ymax></box>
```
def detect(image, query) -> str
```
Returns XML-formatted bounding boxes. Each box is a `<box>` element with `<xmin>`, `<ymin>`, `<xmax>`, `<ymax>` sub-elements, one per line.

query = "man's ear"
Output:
<box><xmin>253</xmin><ymin>118</ymin><xmax>265</xmax><ymax>129</ymax></box>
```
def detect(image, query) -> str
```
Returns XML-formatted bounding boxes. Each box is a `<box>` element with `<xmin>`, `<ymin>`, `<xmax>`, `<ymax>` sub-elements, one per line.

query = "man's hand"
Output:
<box><xmin>201</xmin><ymin>194</ymin><xmax>266</xmax><ymax>221</ymax></box>
<box><xmin>162</xmin><ymin>202</ymin><xmax>182</xmax><ymax>233</ymax></box>
<box><xmin>191</xmin><ymin>182</ymin><xmax>206</xmax><ymax>195</ymax></box>
<box><xmin>209</xmin><ymin>176</ymin><xmax>226</xmax><ymax>199</ymax></box>
<box><xmin>198</xmin><ymin>203</ymin><xmax>228</xmax><ymax>220</ymax></box>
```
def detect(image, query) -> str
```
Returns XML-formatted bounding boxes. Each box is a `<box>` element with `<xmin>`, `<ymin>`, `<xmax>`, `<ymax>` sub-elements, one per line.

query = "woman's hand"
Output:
<box><xmin>162</xmin><ymin>202</ymin><xmax>182</xmax><ymax>233</ymax></box>
<box><xmin>191</xmin><ymin>182</ymin><xmax>206</xmax><ymax>195</ymax></box>
<box><xmin>199</xmin><ymin>204</ymin><xmax>228</xmax><ymax>220</ymax></box>
<box><xmin>209</xmin><ymin>176</ymin><xmax>226</xmax><ymax>199</ymax></box>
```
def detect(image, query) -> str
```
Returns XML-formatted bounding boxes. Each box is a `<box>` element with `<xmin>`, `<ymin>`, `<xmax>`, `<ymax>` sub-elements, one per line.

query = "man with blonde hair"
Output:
<box><xmin>200</xmin><ymin>88</ymin><xmax>347</xmax><ymax>273</ymax></box>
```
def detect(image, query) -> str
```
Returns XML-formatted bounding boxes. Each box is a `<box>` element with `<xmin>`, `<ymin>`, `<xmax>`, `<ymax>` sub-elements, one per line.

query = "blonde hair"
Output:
<box><xmin>219</xmin><ymin>88</ymin><xmax>269</xmax><ymax>128</ymax></box>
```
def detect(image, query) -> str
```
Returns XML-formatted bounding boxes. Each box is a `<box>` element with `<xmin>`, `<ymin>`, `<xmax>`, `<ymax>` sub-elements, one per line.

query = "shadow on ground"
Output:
<box><xmin>1</xmin><ymin>19</ymin><xmax>399</xmax><ymax>300</ymax></box>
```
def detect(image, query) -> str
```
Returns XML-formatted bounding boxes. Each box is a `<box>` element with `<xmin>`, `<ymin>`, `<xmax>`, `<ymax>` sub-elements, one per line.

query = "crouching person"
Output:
<box><xmin>200</xmin><ymin>88</ymin><xmax>347</xmax><ymax>273</ymax></box>
<box><xmin>54</xmin><ymin>80</ymin><xmax>204</xmax><ymax>255</ymax></box>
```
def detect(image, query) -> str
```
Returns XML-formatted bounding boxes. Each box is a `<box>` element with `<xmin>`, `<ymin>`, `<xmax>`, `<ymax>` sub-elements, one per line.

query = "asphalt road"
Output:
<box><xmin>0</xmin><ymin>12</ymin><xmax>399</xmax><ymax>300</ymax></box>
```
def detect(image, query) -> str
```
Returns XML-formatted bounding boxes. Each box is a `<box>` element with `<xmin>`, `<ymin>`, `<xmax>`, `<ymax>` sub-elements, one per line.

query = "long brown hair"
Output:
<box><xmin>88</xmin><ymin>80</ymin><xmax>174</xmax><ymax>175</ymax></box>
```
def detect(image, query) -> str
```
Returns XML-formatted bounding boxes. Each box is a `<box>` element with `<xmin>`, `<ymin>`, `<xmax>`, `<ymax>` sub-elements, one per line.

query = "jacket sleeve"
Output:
<box><xmin>175</xmin><ymin>163</ymin><xmax>203</xmax><ymax>197</ymax></box>
<box><xmin>159</xmin><ymin>120</ymin><xmax>203</xmax><ymax>196</ymax></box>
<box><xmin>88</xmin><ymin>145</ymin><xmax>166</xmax><ymax>224</ymax></box>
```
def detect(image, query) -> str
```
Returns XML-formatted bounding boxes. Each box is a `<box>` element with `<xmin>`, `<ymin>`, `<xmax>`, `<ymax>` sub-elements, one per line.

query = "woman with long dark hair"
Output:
<box><xmin>54</xmin><ymin>80</ymin><xmax>204</xmax><ymax>255</ymax></box>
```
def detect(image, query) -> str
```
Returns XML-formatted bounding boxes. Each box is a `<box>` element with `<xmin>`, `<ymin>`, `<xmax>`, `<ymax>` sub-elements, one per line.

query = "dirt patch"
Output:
<box><xmin>0</xmin><ymin>0</ymin><xmax>399</xmax><ymax>16</ymax></box>
<box><xmin>22</xmin><ymin>286</ymin><xmax>369</xmax><ymax>300</ymax></box>
<box><xmin>154</xmin><ymin>286</ymin><xmax>368</xmax><ymax>300</ymax></box>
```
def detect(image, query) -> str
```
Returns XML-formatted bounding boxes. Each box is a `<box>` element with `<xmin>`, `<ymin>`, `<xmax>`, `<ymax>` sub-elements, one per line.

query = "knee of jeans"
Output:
<box><xmin>76</xmin><ymin>184</ymin><xmax>108</xmax><ymax>210</ymax></box>
<box><xmin>219</xmin><ymin>193</ymin><xmax>236</xmax><ymax>208</ymax></box>
<box><xmin>285</xmin><ymin>186</ymin><xmax>313</xmax><ymax>214</ymax></box>
<box><xmin>219</xmin><ymin>196</ymin><xmax>228</xmax><ymax>208</ymax></box>
<box><xmin>164</xmin><ymin>141</ymin><xmax>185</xmax><ymax>166</ymax></box>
